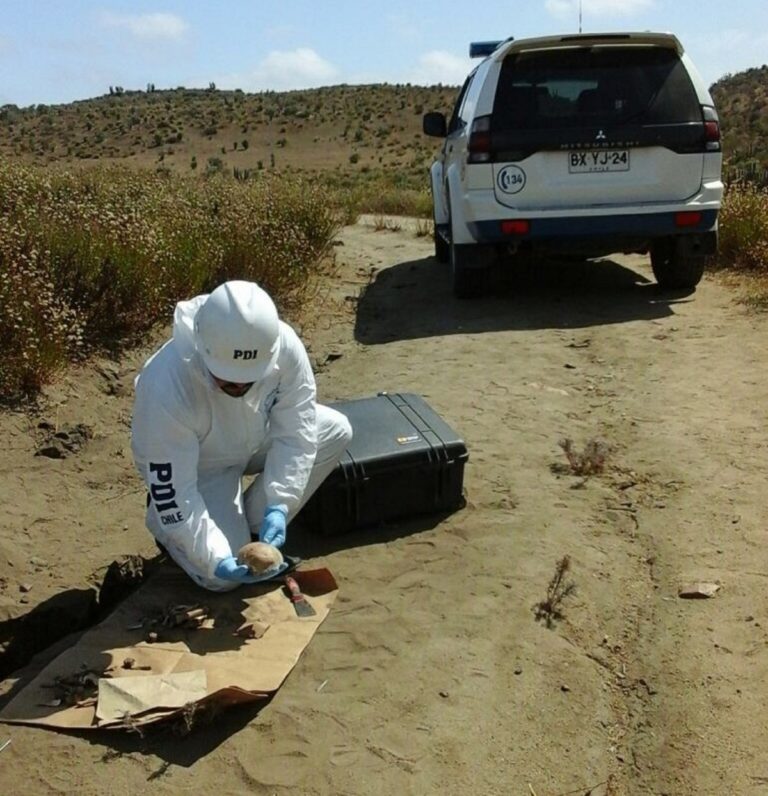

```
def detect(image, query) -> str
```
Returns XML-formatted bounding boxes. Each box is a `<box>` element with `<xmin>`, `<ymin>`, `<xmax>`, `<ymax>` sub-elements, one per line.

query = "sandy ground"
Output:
<box><xmin>0</xmin><ymin>217</ymin><xmax>767</xmax><ymax>795</ymax></box>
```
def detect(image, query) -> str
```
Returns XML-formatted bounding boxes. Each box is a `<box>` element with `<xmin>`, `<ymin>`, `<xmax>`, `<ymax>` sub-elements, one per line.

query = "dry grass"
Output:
<box><xmin>714</xmin><ymin>267</ymin><xmax>768</xmax><ymax>311</ymax></box>
<box><xmin>741</xmin><ymin>284</ymin><xmax>768</xmax><ymax>309</ymax></box>
<box><xmin>171</xmin><ymin>699</ymin><xmax>222</xmax><ymax>736</ymax></box>
<box><xmin>372</xmin><ymin>214</ymin><xmax>402</xmax><ymax>232</ymax></box>
<box><xmin>413</xmin><ymin>217</ymin><xmax>433</xmax><ymax>238</ymax></box>
<box><xmin>716</xmin><ymin>183</ymin><xmax>768</xmax><ymax>273</ymax></box>
<box><xmin>534</xmin><ymin>556</ymin><xmax>577</xmax><ymax>628</ymax></box>
<box><xmin>556</xmin><ymin>438</ymin><xmax>611</xmax><ymax>476</ymax></box>
<box><xmin>0</xmin><ymin>160</ymin><xmax>341</xmax><ymax>402</ymax></box>
<box><xmin>711</xmin><ymin>183</ymin><xmax>768</xmax><ymax>306</ymax></box>
<box><xmin>317</xmin><ymin>169</ymin><xmax>434</xmax><ymax>219</ymax></box>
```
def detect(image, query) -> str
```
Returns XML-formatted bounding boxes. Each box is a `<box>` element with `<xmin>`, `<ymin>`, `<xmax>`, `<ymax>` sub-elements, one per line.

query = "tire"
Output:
<box><xmin>651</xmin><ymin>239</ymin><xmax>705</xmax><ymax>289</ymax></box>
<box><xmin>434</xmin><ymin>224</ymin><xmax>449</xmax><ymax>263</ymax></box>
<box><xmin>450</xmin><ymin>242</ymin><xmax>488</xmax><ymax>299</ymax></box>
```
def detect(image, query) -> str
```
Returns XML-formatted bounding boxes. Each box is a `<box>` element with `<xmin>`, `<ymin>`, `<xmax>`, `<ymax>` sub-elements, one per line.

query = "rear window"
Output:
<box><xmin>493</xmin><ymin>46</ymin><xmax>701</xmax><ymax>131</ymax></box>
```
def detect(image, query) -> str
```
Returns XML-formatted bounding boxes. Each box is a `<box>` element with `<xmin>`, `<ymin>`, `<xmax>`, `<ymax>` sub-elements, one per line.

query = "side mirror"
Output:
<box><xmin>422</xmin><ymin>112</ymin><xmax>447</xmax><ymax>138</ymax></box>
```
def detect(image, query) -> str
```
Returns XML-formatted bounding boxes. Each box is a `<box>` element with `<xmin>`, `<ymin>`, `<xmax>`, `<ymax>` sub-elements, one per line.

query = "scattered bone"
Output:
<box><xmin>122</xmin><ymin>657</ymin><xmax>151</xmax><ymax>671</ymax></box>
<box><xmin>42</xmin><ymin>664</ymin><xmax>113</xmax><ymax>706</ymax></box>
<box><xmin>159</xmin><ymin>603</ymin><xmax>211</xmax><ymax>628</ymax></box>
<box><xmin>234</xmin><ymin>620</ymin><xmax>269</xmax><ymax>639</ymax></box>
<box><xmin>137</xmin><ymin>603</ymin><xmax>213</xmax><ymax>635</ymax></box>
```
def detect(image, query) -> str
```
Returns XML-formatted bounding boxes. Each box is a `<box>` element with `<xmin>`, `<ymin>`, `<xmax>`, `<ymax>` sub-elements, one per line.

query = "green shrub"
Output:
<box><xmin>205</xmin><ymin>156</ymin><xmax>224</xmax><ymax>176</ymax></box>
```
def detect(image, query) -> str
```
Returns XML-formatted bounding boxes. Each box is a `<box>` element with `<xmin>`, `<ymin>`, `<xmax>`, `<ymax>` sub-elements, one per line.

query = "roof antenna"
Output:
<box><xmin>579</xmin><ymin>0</ymin><xmax>583</xmax><ymax>33</ymax></box>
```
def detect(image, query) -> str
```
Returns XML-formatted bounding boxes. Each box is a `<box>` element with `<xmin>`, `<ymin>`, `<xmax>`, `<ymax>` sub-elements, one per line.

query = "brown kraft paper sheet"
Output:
<box><xmin>0</xmin><ymin>566</ymin><xmax>337</xmax><ymax>729</ymax></box>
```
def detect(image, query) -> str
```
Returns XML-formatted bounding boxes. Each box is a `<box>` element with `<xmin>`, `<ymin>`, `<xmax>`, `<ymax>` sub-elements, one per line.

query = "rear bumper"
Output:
<box><xmin>469</xmin><ymin>209</ymin><xmax>718</xmax><ymax>243</ymax></box>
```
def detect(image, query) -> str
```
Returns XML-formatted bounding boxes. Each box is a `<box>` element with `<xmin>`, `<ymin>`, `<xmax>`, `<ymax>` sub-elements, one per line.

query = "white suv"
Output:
<box><xmin>423</xmin><ymin>32</ymin><xmax>723</xmax><ymax>298</ymax></box>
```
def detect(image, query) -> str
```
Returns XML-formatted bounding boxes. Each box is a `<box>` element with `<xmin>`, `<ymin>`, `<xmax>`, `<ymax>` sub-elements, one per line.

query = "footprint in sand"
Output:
<box><xmin>330</xmin><ymin>743</ymin><xmax>360</xmax><ymax>767</ymax></box>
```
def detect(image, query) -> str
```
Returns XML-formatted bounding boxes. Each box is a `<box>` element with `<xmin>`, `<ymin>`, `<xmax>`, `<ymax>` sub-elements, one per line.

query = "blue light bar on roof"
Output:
<box><xmin>469</xmin><ymin>39</ymin><xmax>512</xmax><ymax>58</ymax></box>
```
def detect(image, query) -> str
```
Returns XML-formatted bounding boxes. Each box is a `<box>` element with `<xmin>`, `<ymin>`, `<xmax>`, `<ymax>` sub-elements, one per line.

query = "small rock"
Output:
<box><xmin>19</xmin><ymin>583</ymin><xmax>32</xmax><ymax>593</ymax></box>
<box><xmin>19</xmin><ymin>596</ymin><xmax>29</xmax><ymax>604</ymax></box>
<box><xmin>678</xmin><ymin>582</ymin><xmax>720</xmax><ymax>599</ymax></box>
<box><xmin>745</xmin><ymin>615</ymin><xmax>755</xmax><ymax>622</ymax></box>
<box><xmin>560</xmin><ymin>684</ymin><xmax>570</xmax><ymax>692</ymax></box>
<box><xmin>438</xmin><ymin>690</ymin><xmax>449</xmax><ymax>698</ymax></box>
<box><xmin>514</xmin><ymin>667</ymin><xmax>523</xmax><ymax>675</ymax></box>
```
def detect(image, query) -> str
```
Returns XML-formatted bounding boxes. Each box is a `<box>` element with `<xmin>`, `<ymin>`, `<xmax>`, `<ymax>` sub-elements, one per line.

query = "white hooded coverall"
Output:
<box><xmin>131</xmin><ymin>294</ymin><xmax>352</xmax><ymax>591</ymax></box>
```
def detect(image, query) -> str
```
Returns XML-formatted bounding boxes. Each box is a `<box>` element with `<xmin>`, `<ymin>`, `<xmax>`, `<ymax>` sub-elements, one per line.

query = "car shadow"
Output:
<box><xmin>354</xmin><ymin>253</ymin><xmax>695</xmax><ymax>345</ymax></box>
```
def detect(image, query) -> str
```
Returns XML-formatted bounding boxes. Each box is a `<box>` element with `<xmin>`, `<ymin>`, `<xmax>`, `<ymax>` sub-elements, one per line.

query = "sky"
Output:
<box><xmin>1</xmin><ymin>0</ymin><xmax>767</xmax><ymax>107</ymax></box>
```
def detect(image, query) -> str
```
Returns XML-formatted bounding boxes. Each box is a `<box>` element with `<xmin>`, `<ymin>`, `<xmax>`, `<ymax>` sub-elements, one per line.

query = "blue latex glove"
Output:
<box><xmin>214</xmin><ymin>556</ymin><xmax>262</xmax><ymax>584</ymax></box>
<box><xmin>259</xmin><ymin>505</ymin><xmax>288</xmax><ymax>548</ymax></box>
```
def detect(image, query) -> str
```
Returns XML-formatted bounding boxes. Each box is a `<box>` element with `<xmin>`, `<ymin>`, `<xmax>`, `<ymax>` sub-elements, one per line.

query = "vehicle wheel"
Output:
<box><xmin>450</xmin><ymin>243</ymin><xmax>488</xmax><ymax>299</ymax></box>
<box><xmin>651</xmin><ymin>240</ymin><xmax>705</xmax><ymax>289</ymax></box>
<box><xmin>434</xmin><ymin>224</ymin><xmax>449</xmax><ymax>263</ymax></box>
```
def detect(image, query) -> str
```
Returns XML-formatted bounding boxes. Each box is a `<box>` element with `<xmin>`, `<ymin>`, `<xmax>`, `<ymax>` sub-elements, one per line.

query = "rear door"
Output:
<box><xmin>489</xmin><ymin>44</ymin><xmax>707</xmax><ymax>210</ymax></box>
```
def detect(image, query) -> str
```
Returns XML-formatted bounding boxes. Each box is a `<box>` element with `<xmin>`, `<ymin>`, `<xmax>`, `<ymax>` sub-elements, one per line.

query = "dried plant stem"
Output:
<box><xmin>534</xmin><ymin>556</ymin><xmax>577</xmax><ymax>628</ymax></box>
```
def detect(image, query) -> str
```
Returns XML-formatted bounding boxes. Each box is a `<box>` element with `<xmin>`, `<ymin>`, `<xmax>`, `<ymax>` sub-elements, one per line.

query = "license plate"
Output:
<box><xmin>568</xmin><ymin>149</ymin><xmax>630</xmax><ymax>173</ymax></box>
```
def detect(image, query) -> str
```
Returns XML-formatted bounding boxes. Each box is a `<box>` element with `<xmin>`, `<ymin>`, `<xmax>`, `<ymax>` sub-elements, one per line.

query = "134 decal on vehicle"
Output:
<box><xmin>496</xmin><ymin>165</ymin><xmax>526</xmax><ymax>194</ymax></box>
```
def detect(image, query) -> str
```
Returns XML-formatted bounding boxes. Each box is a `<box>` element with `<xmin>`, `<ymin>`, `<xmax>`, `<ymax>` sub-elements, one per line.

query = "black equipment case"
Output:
<box><xmin>299</xmin><ymin>392</ymin><xmax>468</xmax><ymax>534</ymax></box>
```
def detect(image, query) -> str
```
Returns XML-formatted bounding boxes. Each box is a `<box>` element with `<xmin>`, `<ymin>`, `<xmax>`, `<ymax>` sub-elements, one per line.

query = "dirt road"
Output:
<box><xmin>0</xmin><ymin>217</ymin><xmax>766</xmax><ymax>795</ymax></box>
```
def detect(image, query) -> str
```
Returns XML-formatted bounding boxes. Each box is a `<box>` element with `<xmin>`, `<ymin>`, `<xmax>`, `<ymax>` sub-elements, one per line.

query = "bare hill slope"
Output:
<box><xmin>0</xmin><ymin>84</ymin><xmax>457</xmax><ymax>178</ymax></box>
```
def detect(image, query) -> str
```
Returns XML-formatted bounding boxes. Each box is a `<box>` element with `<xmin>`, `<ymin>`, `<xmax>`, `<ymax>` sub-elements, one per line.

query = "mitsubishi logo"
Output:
<box><xmin>595</xmin><ymin>129</ymin><xmax>607</xmax><ymax>141</ymax></box>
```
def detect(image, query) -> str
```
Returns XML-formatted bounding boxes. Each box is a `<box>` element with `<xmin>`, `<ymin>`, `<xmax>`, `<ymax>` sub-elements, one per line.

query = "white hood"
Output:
<box><xmin>172</xmin><ymin>294</ymin><xmax>209</xmax><ymax>380</ymax></box>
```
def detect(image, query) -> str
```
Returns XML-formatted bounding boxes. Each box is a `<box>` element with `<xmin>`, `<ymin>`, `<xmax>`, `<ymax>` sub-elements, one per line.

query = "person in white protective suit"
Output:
<box><xmin>131</xmin><ymin>280</ymin><xmax>352</xmax><ymax>591</ymax></box>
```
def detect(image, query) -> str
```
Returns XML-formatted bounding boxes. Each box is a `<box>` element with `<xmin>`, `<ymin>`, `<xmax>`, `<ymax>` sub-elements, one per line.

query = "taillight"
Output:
<box><xmin>501</xmin><ymin>219</ymin><xmax>530</xmax><ymax>235</ymax></box>
<box><xmin>675</xmin><ymin>211</ymin><xmax>702</xmax><ymax>227</ymax></box>
<box><xmin>702</xmin><ymin>106</ymin><xmax>720</xmax><ymax>152</ymax></box>
<box><xmin>468</xmin><ymin>115</ymin><xmax>492</xmax><ymax>163</ymax></box>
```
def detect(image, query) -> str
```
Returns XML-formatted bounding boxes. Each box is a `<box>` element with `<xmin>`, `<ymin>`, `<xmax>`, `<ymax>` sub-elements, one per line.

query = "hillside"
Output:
<box><xmin>0</xmin><ymin>65</ymin><xmax>768</xmax><ymax>182</ymax></box>
<box><xmin>1</xmin><ymin>67</ymin><xmax>766</xmax><ymax>186</ymax></box>
<box><xmin>0</xmin><ymin>83</ymin><xmax>457</xmax><ymax>181</ymax></box>
<box><xmin>710</xmin><ymin>65</ymin><xmax>768</xmax><ymax>182</ymax></box>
